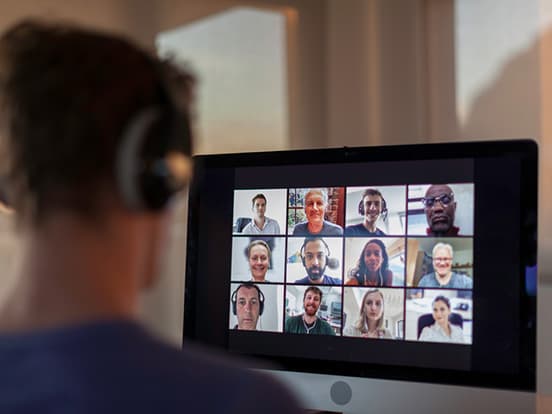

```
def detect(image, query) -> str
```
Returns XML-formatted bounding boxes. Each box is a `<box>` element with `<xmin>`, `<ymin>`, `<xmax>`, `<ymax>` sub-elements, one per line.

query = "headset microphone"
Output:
<box><xmin>327</xmin><ymin>257</ymin><xmax>340</xmax><ymax>270</ymax></box>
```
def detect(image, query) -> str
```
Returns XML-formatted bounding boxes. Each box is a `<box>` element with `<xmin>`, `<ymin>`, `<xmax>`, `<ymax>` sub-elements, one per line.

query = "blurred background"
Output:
<box><xmin>0</xmin><ymin>0</ymin><xmax>550</xmax><ymax>394</ymax></box>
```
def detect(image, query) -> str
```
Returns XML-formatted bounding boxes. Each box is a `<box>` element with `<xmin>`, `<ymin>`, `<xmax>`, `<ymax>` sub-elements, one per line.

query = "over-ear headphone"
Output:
<box><xmin>358</xmin><ymin>189</ymin><xmax>388</xmax><ymax>221</ymax></box>
<box><xmin>300</xmin><ymin>237</ymin><xmax>331</xmax><ymax>267</ymax></box>
<box><xmin>231</xmin><ymin>283</ymin><xmax>265</xmax><ymax>315</ymax></box>
<box><xmin>115</xmin><ymin>61</ymin><xmax>192</xmax><ymax>211</ymax></box>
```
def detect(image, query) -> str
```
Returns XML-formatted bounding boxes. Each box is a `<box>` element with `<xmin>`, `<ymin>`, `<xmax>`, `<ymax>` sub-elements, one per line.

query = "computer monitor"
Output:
<box><xmin>184</xmin><ymin>140</ymin><xmax>537</xmax><ymax>413</ymax></box>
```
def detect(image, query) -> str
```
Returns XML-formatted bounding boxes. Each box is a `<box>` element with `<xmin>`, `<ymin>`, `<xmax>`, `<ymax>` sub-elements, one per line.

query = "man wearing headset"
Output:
<box><xmin>232</xmin><ymin>283</ymin><xmax>263</xmax><ymax>330</ymax></box>
<box><xmin>294</xmin><ymin>237</ymin><xmax>341</xmax><ymax>285</ymax></box>
<box><xmin>0</xmin><ymin>20</ymin><xmax>300</xmax><ymax>413</ymax></box>
<box><xmin>423</xmin><ymin>184</ymin><xmax>460</xmax><ymax>236</ymax></box>
<box><xmin>345</xmin><ymin>188</ymin><xmax>387</xmax><ymax>236</ymax></box>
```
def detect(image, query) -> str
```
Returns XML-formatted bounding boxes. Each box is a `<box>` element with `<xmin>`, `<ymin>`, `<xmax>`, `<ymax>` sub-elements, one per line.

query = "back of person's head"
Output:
<box><xmin>0</xmin><ymin>20</ymin><xmax>194</xmax><ymax>227</ymax></box>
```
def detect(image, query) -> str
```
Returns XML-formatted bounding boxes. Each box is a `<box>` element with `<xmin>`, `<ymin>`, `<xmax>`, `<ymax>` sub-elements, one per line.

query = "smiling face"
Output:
<box><xmin>304</xmin><ymin>191</ymin><xmax>326</xmax><ymax>228</ymax></box>
<box><xmin>432</xmin><ymin>299</ymin><xmax>451</xmax><ymax>327</ymax></box>
<box><xmin>303</xmin><ymin>289</ymin><xmax>321</xmax><ymax>316</ymax></box>
<box><xmin>432</xmin><ymin>246</ymin><xmax>453</xmax><ymax>278</ymax></box>
<box><xmin>363</xmin><ymin>242</ymin><xmax>384</xmax><ymax>273</ymax></box>
<box><xmin>236</xmin><ymin>286</ymin><xmax>260</xmax><ymax>330</ymax></box>
<box><xmin>248</xmin><ymin>244</ymin><xmax>269</xmax><ymax>281</ymax></box>
<box><xmin>363</xmin><ymin>291</ymin><xmax>384</xmax><ymax>322</ymax></box>
<box><xmin>424</xmin><ymin>185</ymin><xmax>456</xmax><ymax>235</ymax></box>
<box><xmin>362</xmin><ymin>194</ymin><xmax>382</xmax><ymax>225</ymax></box>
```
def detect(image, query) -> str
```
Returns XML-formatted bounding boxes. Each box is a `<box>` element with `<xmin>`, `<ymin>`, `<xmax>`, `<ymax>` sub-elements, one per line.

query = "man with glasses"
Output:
<box><xmin>418</xmin><ymin>243</ymin><xmax>473</xmax><ymax>288</ymax></box>
<box><xmin>422</xmin><ymin>184</ymin><xmax>460</xmax><ymax>236</ymax></box>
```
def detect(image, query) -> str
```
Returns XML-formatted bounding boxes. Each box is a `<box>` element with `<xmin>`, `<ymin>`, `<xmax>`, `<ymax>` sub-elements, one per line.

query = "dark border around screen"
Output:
<box><xmin>184</xmin><ymin>140</ymin><xmax>537</xmax><ymax>392</ymax></box>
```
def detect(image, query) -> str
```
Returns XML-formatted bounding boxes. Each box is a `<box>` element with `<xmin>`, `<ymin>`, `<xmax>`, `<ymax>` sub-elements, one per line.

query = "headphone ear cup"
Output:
<box><xmin>116</xmin><ymin>106</ymin><xmax>166</xmax><ymax>210</ymax></box>
<box><xmin>381</xmin><ymin>197</ymin><xmax>388</xmax><ymax>221</ymax></box>
<box><xmin>358</xmin><ymin>199</ymin><xmax>364</xmax><ymax>215</ymax></box>
<box><xmin>116</xmin><ymin>105</ymin><xmax>191</xmax><ymax>211</ymax></box>
<box><xmin>231</xmin><ymin>290</ymin><xmax>238</xmax><ymax>315</ymax></box>
<box><xmin>259</xmin><ymin>293</ymin><xmax>264</xmax><ymax>315</ymax></box>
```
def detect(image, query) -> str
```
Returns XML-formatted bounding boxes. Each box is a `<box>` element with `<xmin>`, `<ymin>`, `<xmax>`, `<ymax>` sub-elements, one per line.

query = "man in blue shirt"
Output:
<box><xmin>0</xmin><ymin>19</ymin><xmax>300</xmax><ymax>413</ymax></box>
<box><xmin>295</xmin><ymin>238</ymin><xmax>341</xmax><ymax>285</ymax></box>
<box><xmin>292</xmin><ymin>189</ymin><xmax>343</xmax><ymax>236</ymax></box>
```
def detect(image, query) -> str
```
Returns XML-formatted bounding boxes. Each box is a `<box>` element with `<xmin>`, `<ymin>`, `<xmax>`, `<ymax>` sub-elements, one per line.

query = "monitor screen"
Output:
<box><xmin>184</xmin><ymin>140</ymin><xmax>537</xmax><ymax>393</ymax></box>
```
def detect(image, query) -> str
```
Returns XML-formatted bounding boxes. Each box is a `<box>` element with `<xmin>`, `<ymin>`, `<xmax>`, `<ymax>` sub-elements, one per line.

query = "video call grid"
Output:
<box><xmin>229</xmin><ymin>184</ymin><xmax>475</xmax><ymax>344</ymax></box>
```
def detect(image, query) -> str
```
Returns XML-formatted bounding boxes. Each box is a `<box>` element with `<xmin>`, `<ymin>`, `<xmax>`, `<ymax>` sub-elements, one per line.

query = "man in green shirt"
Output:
<box><xmin>285</xmin><ymin>287</ymin><xmax>336</xmax><ymax>335</ymax></box>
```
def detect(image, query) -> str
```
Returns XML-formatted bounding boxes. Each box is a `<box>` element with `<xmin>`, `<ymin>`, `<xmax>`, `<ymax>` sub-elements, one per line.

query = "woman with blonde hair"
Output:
<box><xmin>344</xmin><ymin>289</ymin><xmax>392</xmax><ymax>339</ymax></box>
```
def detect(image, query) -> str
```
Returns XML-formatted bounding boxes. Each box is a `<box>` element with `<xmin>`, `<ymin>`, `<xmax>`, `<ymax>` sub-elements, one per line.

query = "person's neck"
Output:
<box><xmin>0</xmin><ymin>212</ymin><xmax>150</xmax><ymax>333</ymax></box>
<box><xmin>303</xmin><ymin>313</ymin><xmax>317</xmax><ymax>324</ymax></box>
<box><xmin>251</xmin><ymin>275</ymin><xmax>266</xmax><ymax>282</ymax></box>
<box><xmin>307</xmin><ymin>221</ymin><xmax>323</xmax><ymax>234</ymax></box>
<box><xmin>363</xmin><ymin>220</ymin><xmax>377</xmax><ymax>233</ymax></box>
<box><xmin>438</xmin><ymin>320</ymin><xmax>451</xmax><ymax>335</ymax></box>
<box><xmin>366</xmin><ymin>318</ymin><xmax>378</xmax><ymax>332</ymax></box>
<box><xmin>253</xmin><ymin>216</ymin><xmax>265</xmax><ymax>228</ymax></box>
<box><xmin>436</xmin><ymin>271</ymin><xmax>452</xmax><ymax>285</ymax></box>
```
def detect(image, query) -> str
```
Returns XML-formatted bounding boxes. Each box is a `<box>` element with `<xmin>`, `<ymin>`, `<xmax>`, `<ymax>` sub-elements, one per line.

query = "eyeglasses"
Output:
<box><xmin>422</xmin><ymin>193</ymin><xmax>454</xmax><ymax>207</ymax></box>
<box><xmin>433</xmin><ymin>257</ymin><xmax>452</xmax><ymax>263</ymax></box>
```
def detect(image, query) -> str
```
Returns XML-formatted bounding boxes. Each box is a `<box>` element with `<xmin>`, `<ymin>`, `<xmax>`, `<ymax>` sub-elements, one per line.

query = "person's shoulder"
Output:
<box><xmin>417</xmin><ymin>273</ymin><xmax>435</xmax><ymax>287</ymax></box>
<box><xmin>241</xmin><ymin>221</ymin><xmax>255</xmax><ymax>233</ymax></box>
<box><xmin>292</xmin><ymin>222</ymin><xmax>307</xmax><ymax>235</ymax></box>
<box><xmin>325</xmin><ymin>275</ymin><xmax>341</xmax><ymax>285</ymax></box>
<box><xmin>0</xmin><ymin>321</ymin><xmax>302</xmax><ymax>413</ymax></box>
<box><xmin>345</xmin><ymin>277</ymin><xmax>360</xmax><ymax>286</ymax></box>
<box><xmin>345</xmin><ymin>224</ymin><xmax>363</xmax><ymax>235</ymax></box>
<box><xmin>452</xmin><ymin>272</ymin><xmax>473</xmax><ymax>288</ymax></box>
<box><xmin>419</xmin><ymin>325</ymin><xmax>433</xmax><ymax>340</ymax></box>
<box><xmin>294</xmin><ymin>276</ymin><xmax>309</xmax><ymax>284</ymax></box>
<box><xmin>323</xmin><ymin>221</ymin><xmax>343</xmax><ymax>235</ymax></box>
<box><xmin>176</xmin><ymin>344</ymin><xmax>302</xmax><ymax>412</ymax></box>
<box><xmin>383</xmin><ymin>269</ymin><xmax>394</xmax><ymax>284</ymax></box>
<box><xmin>118</xmin><ymin>328</ymin><xmax>301</xmax><ymax>412</ymax></box>
<box><xmin>319</xmin><ymin>318</ymin><xmax>335</xmax><ymax>334</ymax></box>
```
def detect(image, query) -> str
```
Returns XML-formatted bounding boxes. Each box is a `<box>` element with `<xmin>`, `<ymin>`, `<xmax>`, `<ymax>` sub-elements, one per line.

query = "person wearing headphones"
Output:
<box><xmin>345</xmin><ymin>188</ymin><xmax>387</xmax><ymax>236</ymax></box>
<box><xmin>231</xmin><ymin>283</ymin><xmax>264</xmax><ymax>330</ymax></box>
<box><xmin>0</xmin><ymin>20</ymin><xmax>300</xmax><ymax>413</ymax></box>
<box><xmin>294</xmin><ymin>237</ymin><xmax>341</xmax><ymax>285</ymax></box>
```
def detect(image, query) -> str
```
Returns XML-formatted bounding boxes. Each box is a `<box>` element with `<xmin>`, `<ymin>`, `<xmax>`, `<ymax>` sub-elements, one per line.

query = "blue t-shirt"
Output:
<box><xmin>418</xmin><ymin>272</ymin><xmax>473</xmax><ymax>289</ymax></box>
<box><xmin>344</xmin><ymin>223</ymin><xmax>386</xmax><ymax>236</ymax></box>
<box><xmin>295</xmin><ymin>275</ymin><xmax>341</xmax><ymax>285</ymax></box>
<box><xmin>0</xmin><ymin>320</ymin><xmax>301</xmax><ymax>413</ymax></box>
<box><xmin>292</xmin><ymin>221</ymin><xmax>343</xmax><ymax>236</ymax></box>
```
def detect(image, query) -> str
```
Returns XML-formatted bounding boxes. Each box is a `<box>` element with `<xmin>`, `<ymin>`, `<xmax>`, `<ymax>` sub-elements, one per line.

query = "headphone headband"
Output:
<box><xmin>231</xmin><ymin>283</ymin><xmax>265</xmax><ymax>316</ymax></box>
<box><xmin>115</xmin><ymin>60</ymin><xmax>193</xmax><ymax>211</ymax></box>
<box><xmin>358</xmin><ymin>189</ymin><xmax>388</xmax><ymax>220</ymax></box>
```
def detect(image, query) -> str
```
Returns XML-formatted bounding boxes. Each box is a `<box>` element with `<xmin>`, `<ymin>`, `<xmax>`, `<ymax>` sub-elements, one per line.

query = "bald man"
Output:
<box><xmin>422</xmin><ymin>184</ymin><xmax>460</xmax><ymax>236</ymax></box>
